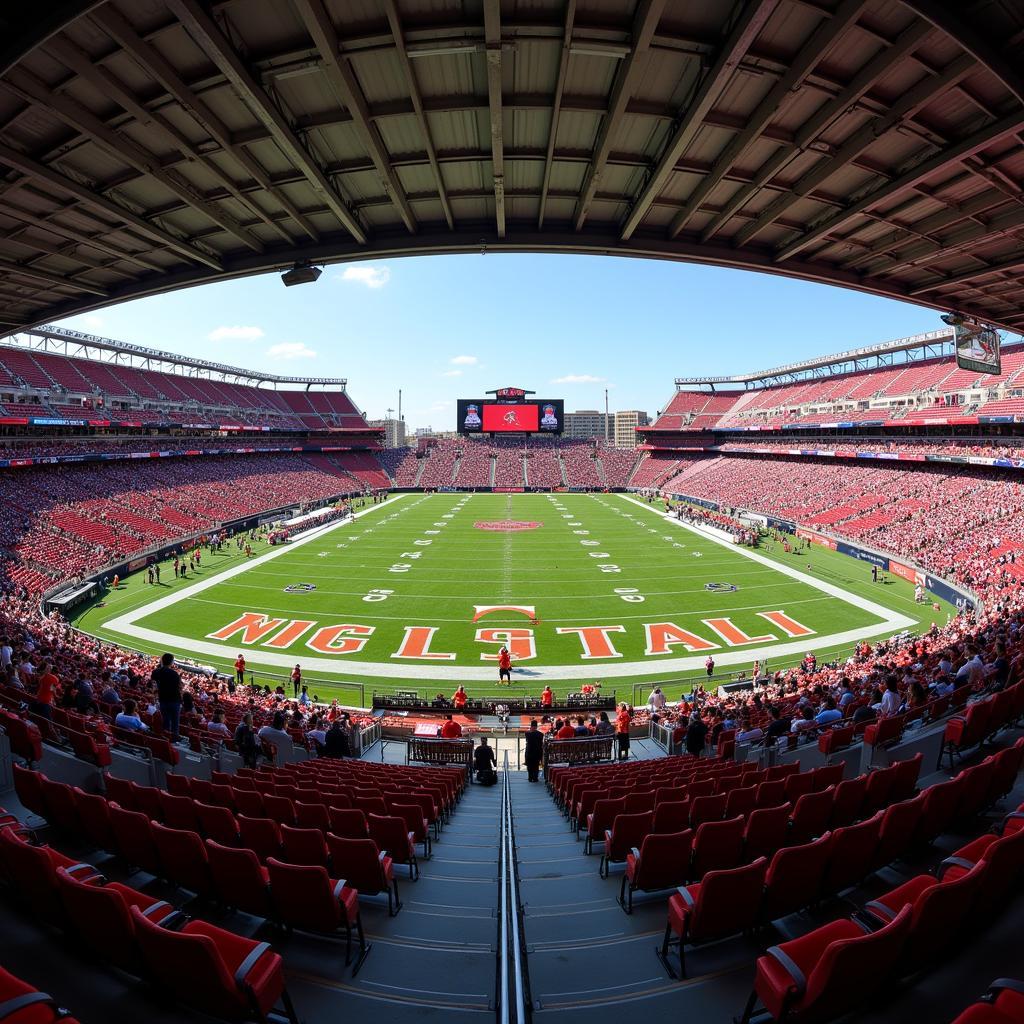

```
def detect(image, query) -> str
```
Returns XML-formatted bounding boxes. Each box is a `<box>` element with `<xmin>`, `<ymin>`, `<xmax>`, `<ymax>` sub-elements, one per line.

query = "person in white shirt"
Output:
<box><xmin>0</xmin><ymin>639</ymin><xmax>12</xmax><ymax>669</ymax></box>
<box><xmin>206</xmin><ymin>710</ymin><xmax>231</xmax><ymax>737</ymax></box>
<box><xmin>647</xmin><ymin>687</ymin><xmax>666</xmax><ymax>711</ymax></box>
<box><xmin>879</xmin><ymin>677</ymin><xmax>902</xmax><ymax>717</ymax></box>
<box><xmin>257</xmin><ymin>712</ymin><xmax>294</xmax><ymax>753</ymax></box>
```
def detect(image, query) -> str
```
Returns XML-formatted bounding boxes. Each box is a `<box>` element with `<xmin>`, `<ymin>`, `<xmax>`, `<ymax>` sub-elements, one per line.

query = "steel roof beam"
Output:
<box><xmin>736</xmin><ymin>50</ymin><xmax>976</xmax><ymax>247</ymax></box>
<box><xmin>0</xmin><ymin>201</ymin><xmax>162</xmax><ymax>274</ymax></box>
<box><xmin>702</xmin><ymin>16</ymin><xmax>932</xmax><ymax>244</ymax></box>
<box><xmin>0</xmin><ymin>256</ymin><xmax>108</xmax><ymax>296</ymax></box>
<box><xmin>166</xmin><ymin>0</ymin><xmax>367</xmax><ymax>244</ymax></box>
<box><xmin>620</xmin><ymin>0</ymin><xmax>779</xmax><ymax>241</ymax></box>
<box><xmin>45</xmin><ymin>32</ymin><xmax>293</xmax><ymax>248</ymax></box>
<box><xmin>909</xmin><ymin>250</ymin><xmax>1024</xmax><ymax>296</ymax></box>
<box><xmin>900</xmin><ymin>0</ymin><xmax>1024</xmax><ymax>106</ymax></box>
<box><xmin>574</xmin><ymin>0</ymin><xmax>666</xmax><ymax>232</ymax></box>
<box><xmin>775</xmin><ymin>109</ymin><xmax>1024</xmax><ymax>262</ymax></box>
<box><xmin>669</xmin><ymin>0</ymin><xmax>868</xmax><ymax>238</ymax></box>
<box><xmin>294</xmin><ymin>0</ymin><xmax>416</xmax><ymax>233</ymax></box>
<box><xmin>483</xmin><ymin>0</ymin><xmax>506</xmax><ymax>237</ymax></box>
<box><xmin>0</xmin><ymin>142</ymin><xmax>222</xmax><ymax>270</ymax></box>
<box><xmin>382</xmin><ymin>0</ymin><xmax>454</xmax><ymax>230</ymax></box>
<box><xmin>93</xmin><ymin>4</ymin><xmax>316</xmax><ymax>243</ymax></box>
<box><xmin>3</xmin><ymin>67</ymin><xmax>265</xmax><ymax>254</ymax></box>
<box><xmin>537</xmin><ymin>0</ymin><xmax>576</xmax><ymax>230</ymax></box>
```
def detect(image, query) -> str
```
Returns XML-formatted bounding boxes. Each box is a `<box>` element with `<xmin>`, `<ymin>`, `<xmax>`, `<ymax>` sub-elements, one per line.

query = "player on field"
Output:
<box><xmin>498</xmin><ymin>646</ymin><xmax>512</xmax><ymax>684</ymax></box>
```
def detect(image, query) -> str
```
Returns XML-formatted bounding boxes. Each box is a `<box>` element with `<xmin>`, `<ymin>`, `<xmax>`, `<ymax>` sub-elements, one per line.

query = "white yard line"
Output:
<box><xmin>97</xmin><ymin>492</ymin><xmax>917</xmax><ymax>683</ymax></box>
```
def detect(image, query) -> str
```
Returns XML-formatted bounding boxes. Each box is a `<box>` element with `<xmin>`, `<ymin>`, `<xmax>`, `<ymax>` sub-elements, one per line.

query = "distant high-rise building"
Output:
<box><xmin>369</xmin><ymin>417</ymin><xmax>406</xmax><ymax>447</ymax></box>
<box><xmin>564</xmin><ymin>409</ymin><xmax>611</xmax><ymax>440</ymax></box>
<box><xmin>613</xmin><ymin>410</ymin><xmax>649</xmax><ymax>448</ymax></box>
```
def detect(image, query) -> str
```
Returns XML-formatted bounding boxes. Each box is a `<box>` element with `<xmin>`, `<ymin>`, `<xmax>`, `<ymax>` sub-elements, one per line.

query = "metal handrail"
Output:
<box><xmin>498</xmin><ymin>752</ymin><xmax>510</xmax><ymax>1024</ymax></box>
<box><xmin>498</xmin><ymin>751</ymin><xmax>529</xmax><ymax>1024</ymax></box>
<box><xmin>505</xmin><ymin>754</ymin><xmax>527</xmax><ymax>1024</ymax></box>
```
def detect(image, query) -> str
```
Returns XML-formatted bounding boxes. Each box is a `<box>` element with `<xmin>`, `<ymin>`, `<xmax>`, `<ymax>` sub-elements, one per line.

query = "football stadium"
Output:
<box><xmin>1</xmin><ymin>2</ymin><xmax>1023</xmax><ymax>1024</ymax></box>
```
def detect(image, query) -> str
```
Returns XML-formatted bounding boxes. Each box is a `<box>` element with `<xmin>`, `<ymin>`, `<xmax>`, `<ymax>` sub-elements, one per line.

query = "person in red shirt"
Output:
<box><xmin>497</xmin><ymin>647</ymin><xmax>512</xmax><ymax>685</ymax></box>
<box><xmin>32</xmin><ymin>662</ymin><xmax>59</xmax><ymax>719</ymax></box>
<box><xmin>541</xmin><ymin>686</ymin><xmax>553</xmax><ymax>708</ymax></box>
<box><xmin>555</xmin><ymin>718</ymin><xmax>575</xmax><ymax>740</ymax></box>
<box><xmin>440</xmin><ymin>715</ymin><xmax>463</xmax><ymax>738</ymax></box>
<box><xmin>452</xmin><ymin>686</ymin><xmax>467</xmax><ymax>709</ymax></box>
<box><xmin>234</xmin><ymin>654</ymin><xmax>246</xmax><ymax>685</ymax></box>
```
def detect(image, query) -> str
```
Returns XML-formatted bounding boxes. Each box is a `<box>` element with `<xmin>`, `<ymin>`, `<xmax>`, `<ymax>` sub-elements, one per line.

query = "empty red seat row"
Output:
<box><xmin>952</xmin><ymin>980</ymin><xmax>1024</xmax><ymax>1024</ymax></box>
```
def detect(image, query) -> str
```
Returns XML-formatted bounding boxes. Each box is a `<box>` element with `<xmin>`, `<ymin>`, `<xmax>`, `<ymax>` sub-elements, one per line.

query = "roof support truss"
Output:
<box><xmin>537</xmin><ymin>0</ymin><xmax>577</xmax><ymax>230</ymax></box>
<box><xmin>166</xmin><ymin>0</ymin><xmax>367</xmax><ymax>244</ymax></box>
<box><xmin>574</xmin><ymin>0</ymin><xmax>666</xmax><ymax>232</ymax></box>
<box><xmin>293</xmin><ymin>0</ymin><xmax>417</xmax><ymax>233</ymax></box>
<box><xmin>483</xmin><ymin>0</ymin><xmax>506</xmax><ymax>237</ymax></box>
<box><xmin>620</xmin><ymin>0</ymin><xmax>779</xmax><ymax>241</ymax></box>
<box><xmin>774</xmin><ymin>109</ymin><xmax>1024</xmax><ymax>262</ymax></box>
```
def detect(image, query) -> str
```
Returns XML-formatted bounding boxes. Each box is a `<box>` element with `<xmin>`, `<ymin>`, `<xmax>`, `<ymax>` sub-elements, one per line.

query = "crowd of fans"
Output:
<box><xmin>716</xmin><ymin>438</ymin><xmax>1024</xmax><ymax>460</ymax></box>
<box><xmin>0</xmin><ymin>454</ymin><xmax>363</xmax><ymax>596</ymax></box>
<box><xmin>655</xmin><ymin>454</ymin><xmax>1024</xmax><ymax>607</ymax></box>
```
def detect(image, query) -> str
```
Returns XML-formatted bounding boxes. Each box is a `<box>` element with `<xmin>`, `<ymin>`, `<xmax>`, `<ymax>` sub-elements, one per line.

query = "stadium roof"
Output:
<box><xmin>675</xmin><ymin>326</ymin><xmax>958</xmax><ymax>385</ymax></box>
<box><xmin>6</xmin><ymin>323</ymin><xmax>348</xmax><ymax>387</ymax></box>
<box><xmin>1</xmin><ymin>0</ymin><xmax>1023</xmax><ymax>335</ymax></box>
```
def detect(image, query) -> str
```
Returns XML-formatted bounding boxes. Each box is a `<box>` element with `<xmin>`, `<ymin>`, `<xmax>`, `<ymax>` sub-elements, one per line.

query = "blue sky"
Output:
<box><xmin>52</xmin><ymin>255</ymin><xmax>943</xmax><ymax>430</ymax></box>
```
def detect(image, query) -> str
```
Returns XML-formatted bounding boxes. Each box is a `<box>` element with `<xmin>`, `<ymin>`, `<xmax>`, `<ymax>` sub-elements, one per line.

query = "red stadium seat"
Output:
<box><xmin>325</xmin><ymin>835</ymin><xmax>400</xmax><ymax>916</ymax></box>
<box><xmin>619</xmin><ymin>830</ymin><xmax>692</xmax><ymax>914</ymax></box>
<box><xmin>130</xmin><ymin>906</ymin><xmax>299</xmax><ymax>1023</ymax></box>
<box><xmin>660</xmin><ymin>858</ymin><xmax>767</xmax><ymax>978</ymax></box>
<box><xmin>737</xmin><ymin>906</ymin><xmax>912</xmax><ymax>1023</ymax></box>
<box><xmin>0</xmin><ymin>965</ymin><xmax>81</xmax><ymax>1024</ymax></box>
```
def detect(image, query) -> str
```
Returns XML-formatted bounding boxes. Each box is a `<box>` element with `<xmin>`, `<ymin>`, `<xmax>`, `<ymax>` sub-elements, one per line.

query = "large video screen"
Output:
<box><xmin>457</xmin><ymin>399</ymin><xmax>563</xmax><ymax>434</ymax></box>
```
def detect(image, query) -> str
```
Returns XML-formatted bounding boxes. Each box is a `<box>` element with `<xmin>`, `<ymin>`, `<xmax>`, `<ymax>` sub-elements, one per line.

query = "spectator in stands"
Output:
<box><xmin>257</xmin><ymin>711</ymin><xmax>293</xmax><ymax>757</ymax></box>
<box><xmin>792</xmin><ymin>704</ymin><xmax>818</xmax><ymax>738</ymax></box>
<box><xmin>232</xmin><ymin>713</ymin><xmax>258</xmax><ymax>767</ymax></box>
<box><xmin>879</xmin><ymin>676</ymin><xmax>902</xmax><ymax>717</ymax></box>
<box><xmin>298</xmin><ymin>685</ymin><xmax>311</xmax><ymax>707</ymax></box>
<box><xmin>573</xmin><ymin>717</ymin><xmax>590</xmax><ymax>737</ymax></box>
<box><xmin>541</xmin><ymin>685</ymin><xmax>553</xmax><ymax>708</ymax></box>
<box><xmin>114</xmin><ymin>698</ymin><xmax>148</xmax><ymax>733</ymax></box>
<box><xmin>234</xmin><ymin>654</ymin><xmax>245</xmax><ymax>685</ymax></box>
<box><xmin>440</xmin><ymin>714</ymin><xmax>463</xmax><ymax>739</ymax></box>
<box><xmin>524</xmin><ymin>720</ymin><xmax>543</xmax><ymax>783</ymax></box>
<box><xmin>307</xmin><ymin>715</ymin><xmax>327</xmax><ymax>753</ymax></box>
<box><xmin>647</xmin><ymin>686</ymin><xmax>666</xmax><ymax>714</ymax></box>
<box><xmin>152</xmin><ymin>652</ymin><xmax>182</xmax><ymax>740</ymax></box>
<box><xmin>72</xmin><ymin>678</ymin><xmax>97</xmax><ymax>715</ymax></box>
<box><xmin>736</xmin><ymin>714</ymin><xmax>763</xmax><ymax>744</ymax></box>
<box><xmin>685</xmin><ymin>711</ymin><xmax>708</xmax><ymax>756</ymax></box>
<box><xmin>452</xmin><ymin>685</ymin><xmax>467</xmax><ymax>710</ymax></box>
<box><xmin>207</xmin><ymin>710</ymin><xmax>230</xmax><ymax>738</ymax></box>
<box><xmin>473</xmin><ymin>737</ymin><xmax>497</xmax><ymax>786</ymax></box>
<box><xmin>764</xmin><ymin>705</ymin><xmax>790</xmax><ymax>744</ymax></box>
<box><xmin>99</xmin><ymin>673</ymin><xmax>120</xmax><ymax>705</ymax></box>
<box><xmin>814</xmin><ymin>696</ymin><xmax>843</xmax><ymax>727</ymax></box>
<box><xmin>31</xmin><ymin>660</ymin><xmax>58</xmax><ymax>719</ymax></box>
<box><xmin>594</xmin><ymin>711</ymin><xmax>614</xmax><ymax>736</ymax></box>
<box><xmin>555</xmin><ymin>719</ymin><xmax>575</xmax><ymax>740</ymax></box>
<box><xmin>615</xmin><ymin>704</ymin><xmax>632</xmax><ymax>759</ymax></box>
<box><xmin>322</xmin><ymin>718</ymin><xmax>350</xmax><ymax>759</ymax></box>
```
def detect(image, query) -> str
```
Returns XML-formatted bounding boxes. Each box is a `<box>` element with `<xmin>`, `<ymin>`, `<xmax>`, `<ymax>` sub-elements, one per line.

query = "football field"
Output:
<box><xmin>74</xmin><ymin>492</ymin><xmax>948</xmax><ymax>705</ymax></box>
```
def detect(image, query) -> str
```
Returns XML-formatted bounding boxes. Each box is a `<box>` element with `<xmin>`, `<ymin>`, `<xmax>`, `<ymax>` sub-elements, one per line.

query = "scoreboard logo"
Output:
<box><xmin>494</xmin><ymin>386</ymin><xmax>528</xmax><ymax>399</ymax></box>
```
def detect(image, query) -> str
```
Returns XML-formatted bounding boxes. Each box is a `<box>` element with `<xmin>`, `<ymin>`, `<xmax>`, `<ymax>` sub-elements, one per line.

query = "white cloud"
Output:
<box><xmin>430</xmin><ymin>400</ymin><xmax>454</xmax><ymax>411</ymax></box>
<box><xmin>56</xmin><ymin>313</ymin><xmax>104</xmax><ymax>332</ymax></box>
<box><xmin>552</xmin><ymin>374</ymin><xmax>608</xmax><ymax>384</ymax></box>
<box><xmin>208</xmin><ymin>325</ymin><xmax>264</xmax><ymax>341</ymax></box>
<box><xmin>267</xmin><ymin>342</ymin><xmax>317</xmax><ymax>360</ymax></box>
<box><xmin>450</xmin><ymin>355</ymin><xmax>478</xmax><ymax>366</ymax></box>
<box><xmin>339</xmin><ymin>265</ymin><xmax>391</xmax><ymax>289</ymax></box>
<box><xmin>440</xmin><ymin>369</ymin><xmax>463</xmax><ymax>377</ymax></box>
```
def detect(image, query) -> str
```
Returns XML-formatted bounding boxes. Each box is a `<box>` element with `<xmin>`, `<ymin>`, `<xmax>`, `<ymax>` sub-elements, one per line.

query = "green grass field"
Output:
<box><xmin>72</xmin><ymin>492</ymin><xmax>952</xmax><ymax>706</ymax></box>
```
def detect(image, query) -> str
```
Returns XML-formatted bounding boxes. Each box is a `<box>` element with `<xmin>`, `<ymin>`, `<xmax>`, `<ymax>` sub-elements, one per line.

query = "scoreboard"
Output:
<box><xmin>457</xmin><ymin>387</ymin><xmax>564</xmax><ymax>435</ymax></box>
